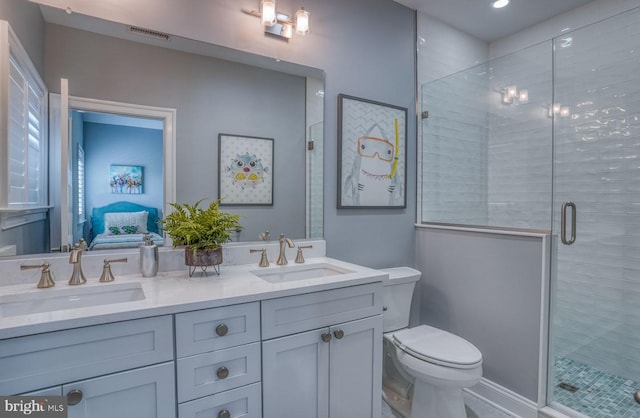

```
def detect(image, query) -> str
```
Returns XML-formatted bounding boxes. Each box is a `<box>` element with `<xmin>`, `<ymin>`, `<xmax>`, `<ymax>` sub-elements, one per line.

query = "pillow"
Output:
<box><xmin>107</xmin><ymin>225</ymin><xmax>139</xmax><ymax>235</ymax></box>
<box><xmin>104</xmin><ymin>211</ymin><xmax>149</xmax><ymax>234</ymax></box>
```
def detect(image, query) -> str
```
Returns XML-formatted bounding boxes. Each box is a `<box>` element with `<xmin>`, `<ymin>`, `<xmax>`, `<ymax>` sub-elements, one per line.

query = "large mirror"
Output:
<box><xmin>0</xmin><ymin>1</ymin><xmax>324</xmax><ymax>257</ymax></box>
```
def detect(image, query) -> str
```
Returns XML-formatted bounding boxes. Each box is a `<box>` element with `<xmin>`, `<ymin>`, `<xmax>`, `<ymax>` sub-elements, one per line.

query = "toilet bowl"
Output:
<box><xmin>380</xmin><ymin>267</ymin><xmax>483</xmax><ymax>418</ymax></box>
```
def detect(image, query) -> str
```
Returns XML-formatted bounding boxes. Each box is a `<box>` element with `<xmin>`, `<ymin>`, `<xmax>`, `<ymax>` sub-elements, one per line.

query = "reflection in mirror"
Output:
<box><xmin>0</xmin><ymin>1</ymin><xmax>324</xmax><ymax>257</ymax></box>
<box><xmin>72</xmin><ymin>111</ymin><xmax>165</xmax><ymax>251</ymax></box>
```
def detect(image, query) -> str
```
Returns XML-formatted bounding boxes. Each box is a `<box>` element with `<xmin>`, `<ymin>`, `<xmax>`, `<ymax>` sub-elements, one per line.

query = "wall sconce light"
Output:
<box><xmin>548</xmin><ymin>104</ymin><xmax>571</xmax><ymax>118</ymax></box>
<box><xmin>260</xmin><ymin>0</ymin><xmax>277</xmax><ymax>26</ymax></box>
<box><xmin>244</xmin><ymin>1</ymin><xmax>310</xmax><ymax>40</ymax></box>
<box><xmin>295</xmin><ymin>8</ymin><xmax>310</xmax><ymax>35</ymax></box>
<box><xmin>501</xmin><ymin>85</ymin><xmax>528</xmax><ymax>105</ymax></box>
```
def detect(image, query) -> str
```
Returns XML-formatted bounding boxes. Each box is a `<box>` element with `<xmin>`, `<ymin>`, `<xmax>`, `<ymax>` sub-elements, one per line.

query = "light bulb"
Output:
<box><xmin>261</xmin><ymin>0</ymin><xmax>277</xmax><ymax>26</ymax></box>
<box><xmin>295</xmin><ymin>8</ymin><xmax>310</xmax><ymax>35</ymax></box>
<box><xmin>518</xmin><ymin>89</ymin><xmax>529</xmax><ymax>103</ymax></box>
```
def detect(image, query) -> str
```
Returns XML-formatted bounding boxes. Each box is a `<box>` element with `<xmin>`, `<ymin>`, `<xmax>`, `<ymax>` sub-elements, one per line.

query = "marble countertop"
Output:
<box><xmin>0</xmin><ymin>257</ymin><xmax>386</xmax><ymax>339</ymax></box>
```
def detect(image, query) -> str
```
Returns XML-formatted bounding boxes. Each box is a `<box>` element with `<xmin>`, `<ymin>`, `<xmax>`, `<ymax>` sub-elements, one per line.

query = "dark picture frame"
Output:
<box><xmin>337</xmin><ymin>94</ymin><xmax>407</xmax><ymax>208</ymax></box>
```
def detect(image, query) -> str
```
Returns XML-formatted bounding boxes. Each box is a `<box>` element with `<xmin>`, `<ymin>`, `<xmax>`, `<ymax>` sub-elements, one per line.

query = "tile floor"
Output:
<box><xmin>380</xmin><ymin>357</ymin><xmax>640</xmax><ymax>418</ymax></box>
<box><xmin>552</xmin><ymin>356</ymin><xmax>640</xmax><ymax>418</ymax></box>
<box><xmin>381</xmin><ymin>390</ymin><xmax>517</xmax><ymax>418</ymax></box>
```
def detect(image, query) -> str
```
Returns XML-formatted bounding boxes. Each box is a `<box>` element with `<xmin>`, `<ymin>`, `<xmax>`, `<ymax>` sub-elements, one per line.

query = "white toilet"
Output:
<box><xmin>381</xmin><ymin>267</ymin><xmax>483</xmax><ymax>418</ymax></box>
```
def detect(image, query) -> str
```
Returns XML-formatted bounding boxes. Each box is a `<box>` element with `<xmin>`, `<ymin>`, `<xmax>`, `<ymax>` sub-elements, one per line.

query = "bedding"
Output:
<box><xmin>89</xmin><ymin>232</ymin><xmax>164</xmax><ymax>250</ymax></box>
<box><xmin>89</xmin><ymin>202</ymin><xmax>163</xmax><ymax>250</ymax></box>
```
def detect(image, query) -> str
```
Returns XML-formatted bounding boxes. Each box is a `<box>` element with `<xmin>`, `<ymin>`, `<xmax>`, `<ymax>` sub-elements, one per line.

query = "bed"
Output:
<box><xmin>89</xmin><ymin>201</ymin><xmax>164</xmax><ymax>250</ymax></box>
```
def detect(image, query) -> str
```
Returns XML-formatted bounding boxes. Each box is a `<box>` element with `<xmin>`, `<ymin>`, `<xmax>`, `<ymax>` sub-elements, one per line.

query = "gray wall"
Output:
<box><xmin>0</xmin><ymin>0</ymin><xmax>44</xmax><ymax>74</ymax></box>
<box><xmin>44</xmin><ymin>24</ymin><xmax>307</xmax><ymax>242</ymax></box>
<box><xmin>318</xmin><ymin>1</ymin><xmax>416</xmax><ymax>268</ymax></box>
<box><xmin>415</xmin><ymin>227</ymin><xmax>546</xmax><ymax>401</ymax></box>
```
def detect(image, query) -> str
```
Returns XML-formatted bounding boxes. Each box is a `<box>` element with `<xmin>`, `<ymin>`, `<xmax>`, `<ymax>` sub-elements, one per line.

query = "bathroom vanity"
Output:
<box><xmin>0</xmin><ymin>255</ymin><xmax>385</xmax><ymax>418</ymax></box>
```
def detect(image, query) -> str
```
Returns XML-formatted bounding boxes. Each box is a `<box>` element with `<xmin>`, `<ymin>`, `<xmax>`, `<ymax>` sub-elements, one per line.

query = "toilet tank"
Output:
<box><xmin>380</xmin><ymin>267</ymin><xmax>422</xmax><ymax>333</ymax></box>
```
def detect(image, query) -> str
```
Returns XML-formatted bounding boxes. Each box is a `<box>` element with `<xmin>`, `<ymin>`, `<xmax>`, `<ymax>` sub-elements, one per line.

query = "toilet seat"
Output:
<box><xmin>391</xmin><ymin>325</ymin><xmax>482</xmax><ymax>370</ymax></box>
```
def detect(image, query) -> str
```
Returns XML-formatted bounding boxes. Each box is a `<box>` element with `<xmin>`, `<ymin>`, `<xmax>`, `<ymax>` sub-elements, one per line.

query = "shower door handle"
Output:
<box><xmin>561</xmin><ymin>202</ymin><xmax>576</xmax><ymax>245</ymax></box>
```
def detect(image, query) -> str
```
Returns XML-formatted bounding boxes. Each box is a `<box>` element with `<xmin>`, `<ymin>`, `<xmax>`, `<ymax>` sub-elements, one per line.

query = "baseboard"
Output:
<box><xmin>465</xmin><ymin>378</ymin><xmax>538</xmax><ymax>418</ymax></box>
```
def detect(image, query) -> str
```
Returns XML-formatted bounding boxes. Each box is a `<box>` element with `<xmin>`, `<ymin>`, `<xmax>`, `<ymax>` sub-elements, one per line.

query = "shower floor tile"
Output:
<box><xmin>553</xmin><ymin>356</ymin><xmax>640</xmax><ymax>418</ymax></box>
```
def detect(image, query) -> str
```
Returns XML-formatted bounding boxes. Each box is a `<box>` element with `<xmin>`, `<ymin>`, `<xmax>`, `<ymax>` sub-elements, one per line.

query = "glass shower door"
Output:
<box><xmin>550</xmin><ymin>7</ymin><xmax>640</xmax><ymax>417</ymax></box>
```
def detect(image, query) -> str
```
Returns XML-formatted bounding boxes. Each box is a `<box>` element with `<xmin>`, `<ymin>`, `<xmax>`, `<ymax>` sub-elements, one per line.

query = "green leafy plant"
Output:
<box><xmin>160</xmin><ymin>199</ymin><xmax>242</xmax><ymax>251</ymax></box>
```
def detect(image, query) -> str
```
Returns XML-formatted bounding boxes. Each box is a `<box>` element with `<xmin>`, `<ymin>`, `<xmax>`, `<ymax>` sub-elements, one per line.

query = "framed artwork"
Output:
<box><xmin>218</xmin><ymin>134</ymin><xmax>274</xmax><ymax>205</ymax></box>
<box><xmin>109</xmin><ymin>164</ymin><xmax>143</xmax><ymax>194</ymax></box>
<box><xmin>337</xmin><ymin>94</ymin><xmax>407</xmax><ymax>208</ymax></box>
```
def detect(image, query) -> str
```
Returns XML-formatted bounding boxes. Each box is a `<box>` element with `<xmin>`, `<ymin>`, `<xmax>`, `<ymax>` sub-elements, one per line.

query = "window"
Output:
<box><xmin>1</xmin><ymin>22</ymin><xmax>48</xmax><ymax>211</ymax></box>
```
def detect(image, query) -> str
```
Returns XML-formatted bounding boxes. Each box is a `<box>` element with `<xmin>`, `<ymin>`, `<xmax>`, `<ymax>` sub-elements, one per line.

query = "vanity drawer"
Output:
<box><xmin>175</xmin><ymin>302</ymin><xmax>260</xmax><ymax>357</ymax></box>
<box><xmin>261</xmin><ymin>283</ymin><xmax>382</xmax><ymax>339</ymax></box>
<box><xmin>0</xmin><ymin>315</ymin><xmax>174</xmax><ymax>395</ymax></box>
<box><xmin>178</xmin><ymin>382</ymin><xmax>261</xmax><ymax>418</ymax></box>
<box><xmin>177</xmin><ymin>342</ymin><xmax>261</xmax><ymax>402</ymax></box>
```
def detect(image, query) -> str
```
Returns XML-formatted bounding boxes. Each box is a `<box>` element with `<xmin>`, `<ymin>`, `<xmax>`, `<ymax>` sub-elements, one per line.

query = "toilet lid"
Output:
<box><xmin>392</xmin><ymin>325</ymin><xmax>482</xmax><ymax>369</ymax></box>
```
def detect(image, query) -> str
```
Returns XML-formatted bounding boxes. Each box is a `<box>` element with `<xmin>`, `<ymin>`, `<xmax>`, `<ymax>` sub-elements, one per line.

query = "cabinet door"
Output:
<box><xmin>262</xmin><ymin>328</ymin><xmax>330</xmax><ymax>418</ymax></box>
<box><xmin>329</xmin><ymin>315</ymin><xmax>382</xmax><ymax>418</ymax></box>
<box><xmin>64</xmin><ymin>362</ymin><xmax>175</xmax><ymax>418</ymax></box>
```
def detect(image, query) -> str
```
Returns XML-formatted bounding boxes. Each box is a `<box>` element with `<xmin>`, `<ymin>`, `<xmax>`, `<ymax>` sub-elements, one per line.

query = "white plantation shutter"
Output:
<box><xmin>1</xmin><ymin>22</ymin><xmax>47</xmax><ymax>210</ymax></box>
<box><xmin>77</xmin><ymin>146</ymin><xmax>85</xmax><ymax>221</ymax></box>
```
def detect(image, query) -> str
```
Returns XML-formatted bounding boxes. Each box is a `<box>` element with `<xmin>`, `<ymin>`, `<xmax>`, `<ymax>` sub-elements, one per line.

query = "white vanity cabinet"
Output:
<box><xmin>175</xmin><ymin>302</ymin><xmax>262</xmax><ymax>418</ymax></box>
<box><xmin>261</xmin><ymin>283</ymin><xmax>383</xmax><ymax>418</ymax></box>
<box><xmin>2</xmin><ymin>316</ymin><xmax>175</xmax><ymax>416</ymax></box>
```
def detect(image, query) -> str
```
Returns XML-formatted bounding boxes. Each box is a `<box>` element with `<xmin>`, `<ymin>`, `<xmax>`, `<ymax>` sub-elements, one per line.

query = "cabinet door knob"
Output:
<box><xmin>216</xmin><ymin>366</ymin><xmax>230</xmax><ymax>379</ymax></box>
<box><xmin>333</xmin><ymin>329</ymin><xmax>344</xmax><ymax>339</ymax></box>
<box><xmin>321</xmin><ymin>332</ymin><xmax>332</xmax><ymax>343</ymax></box>
<box><xmin>218</xmin><ymin>410</ymin><xmax>231</xmax><ymax>418</ymax></box>
<box><xmin>66</xmin><ymin>389</ymin><xmax>83</xmax><ymax>406</ymax></box>
<box><xmin>216</xmin><ymin>323</ymin><xmax>229</xmax><ymax>336</ymax></box>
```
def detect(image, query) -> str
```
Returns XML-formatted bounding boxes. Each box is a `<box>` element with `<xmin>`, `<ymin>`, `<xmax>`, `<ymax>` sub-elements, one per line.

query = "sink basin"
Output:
<box><xmin>0</xmin><ymin>282</ymin><xmax>145</xmax><ymax>317</ymax></box>
<box><xmin>251</xmin><ymin>263</ymin><xmax>354</xmax><ymax>283</ymax></box>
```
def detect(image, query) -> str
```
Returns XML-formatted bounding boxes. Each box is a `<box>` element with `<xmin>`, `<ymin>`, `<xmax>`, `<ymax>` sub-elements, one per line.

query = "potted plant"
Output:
<box><xmin>160</xmin><ymin>198</ymin><xmax>241</xmax><ymax>275</ymax></box>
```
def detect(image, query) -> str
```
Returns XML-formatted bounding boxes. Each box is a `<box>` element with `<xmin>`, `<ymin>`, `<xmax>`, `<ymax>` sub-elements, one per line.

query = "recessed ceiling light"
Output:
<box><xmin>491</xmin><ymin>0</ymin><xmax>510</xmax><ymax>8</ymax></box>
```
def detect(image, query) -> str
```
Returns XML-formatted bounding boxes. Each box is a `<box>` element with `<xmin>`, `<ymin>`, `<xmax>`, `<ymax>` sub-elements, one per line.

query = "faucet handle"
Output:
<box><xmin>295</xmin><ymin>245</ymin><xmax>313</xmax><ymax>264</ymax></box>
<box><xmin>99</xmin><ymin>258</ymin><xmax>128</xmax><ymax>282</ymax></box>
<box><xmin>21</xmin><ymin>262</ymin><xmax>56</xmax><ymax>288</ymax></box>
<box><xmin>258</xmin><ymin>230</ymin><xmax>271</xmax><ymax>241</ymax></box>
<box><xmin>250</xmin><ymin>248</ymin><xmax>269</xmax><ymax>267</ymax></box>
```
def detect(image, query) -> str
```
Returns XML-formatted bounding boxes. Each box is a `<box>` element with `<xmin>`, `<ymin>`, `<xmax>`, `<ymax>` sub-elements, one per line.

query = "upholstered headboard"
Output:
<box><xmin>91</xmin><ymin>201</ymin><xmax>160</xmax><ymax>236</ymax></box>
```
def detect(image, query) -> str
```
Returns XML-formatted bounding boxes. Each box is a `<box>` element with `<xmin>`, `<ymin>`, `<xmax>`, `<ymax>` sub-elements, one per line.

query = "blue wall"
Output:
<box><xmin>83</xmin><ymin>122</ymin><xmax>163</xmax><ymax>237</ymax></box>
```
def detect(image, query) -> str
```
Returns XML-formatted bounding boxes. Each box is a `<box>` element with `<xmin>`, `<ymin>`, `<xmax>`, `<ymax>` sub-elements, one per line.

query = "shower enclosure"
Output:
<box><xmin>421</xmin><ymin>7</ymin><xmax>640</xmax><ymax>418</ymax></box>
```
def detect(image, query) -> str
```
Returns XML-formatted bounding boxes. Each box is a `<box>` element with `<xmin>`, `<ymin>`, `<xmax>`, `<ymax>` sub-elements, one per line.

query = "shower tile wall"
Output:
<box><xmin>487</xmin><ymin>43</ymin><xmax>553</xmax><ymax>230</ymax></box>
<box><xmin>552</xmin><ymin>7</ymin><xmax>640</xmax><ymax>382</ymax></box>
<box><xmin>422</xmin><ymin>42</ymin><xmax>553</xmax><ymax>231</ymax></box>
<box><xmin>421</xmin><ymin>66</ymin><xmax>489</xmax><ymax>225</ymax></box>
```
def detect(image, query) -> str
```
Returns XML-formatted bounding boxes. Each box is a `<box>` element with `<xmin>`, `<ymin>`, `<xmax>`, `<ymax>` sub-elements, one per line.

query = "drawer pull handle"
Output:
<box><xmin>333</xmin><ymin>329</ymin><xmax>344</xmax><ymax>339</ymax></box>
<box><xmin>216</xmin><ymin>323</ymin><xmax>229</xmax><ymax>336</ymax></box>
<box><xmin>217</xmin><ymin>366</ymin><xmax>230</xmax><ymax>379</ymax></box>
<box><xmin>67</xmin><ymin>389</ymin><xmax>83</xmax><ymax>406</ymax></box>
<box><xmin>321</xmin><ymin>332</ymin><xmax>332</xmax><ymax>343</ymax></box>
<box><xmin>218</xmin><ymin>410</ymin><xmax>231</xmax><ymax>418</ymax></box>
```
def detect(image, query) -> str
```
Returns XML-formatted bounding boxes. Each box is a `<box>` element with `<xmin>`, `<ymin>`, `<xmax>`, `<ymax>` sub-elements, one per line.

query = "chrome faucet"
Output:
<box><xmin>277</xmin><ymin>233</ymin><xmax>295</xmax><ymax>265</ymax></box>
<box><xmin>68</xmin><ymin>242</ymin><xmax>87</xmax><ymax>285</ymax></box>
